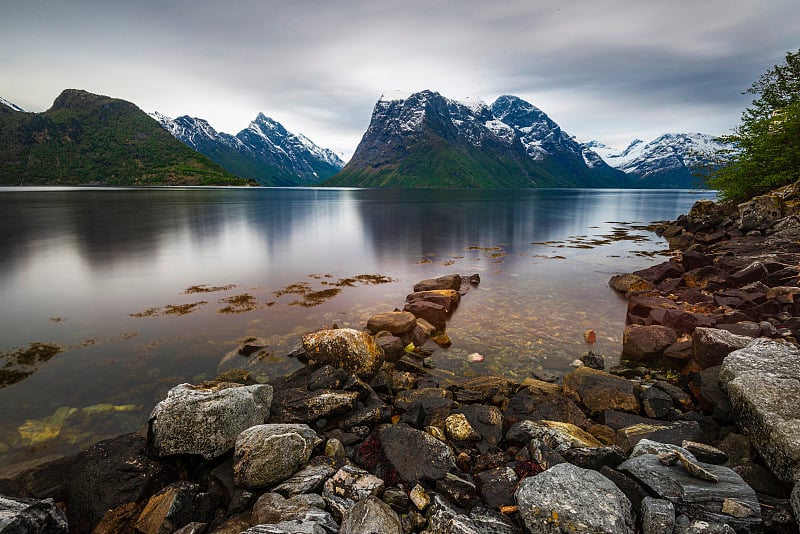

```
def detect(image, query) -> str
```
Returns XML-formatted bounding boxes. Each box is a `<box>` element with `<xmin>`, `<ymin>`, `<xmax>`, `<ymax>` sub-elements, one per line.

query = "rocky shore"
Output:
<box><xmin>2</xmin><ymin>187</ymin><xmax>800</xmax><ymax>533</ymax></box>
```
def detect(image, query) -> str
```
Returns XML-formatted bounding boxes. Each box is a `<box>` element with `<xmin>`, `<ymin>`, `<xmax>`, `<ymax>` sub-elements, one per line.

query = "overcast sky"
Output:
<box><xmin>2</xmin><ymin>1</ymin><xmax>799</xmax><ymax>160</ymax></box>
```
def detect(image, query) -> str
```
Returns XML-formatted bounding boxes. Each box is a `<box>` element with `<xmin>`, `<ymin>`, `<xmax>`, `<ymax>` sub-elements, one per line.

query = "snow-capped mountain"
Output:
<box><xmin>325</xmin><ymin>90</ymin><xmax>630</xmax><ymax>188</ymax></box>
<box><xmin>0</xmin><ymin>97</ymin><xmax>25</xmax><ymax>112</ymax></box>
<box><xmin>150</xmin><ymin>111</ymin><xmax>344</xmax><ymax>186</ymax></box>
<box><xmin>583</xmin><ymin>133</ymin><xmax>733</xmax><ymax>188</ymax></box>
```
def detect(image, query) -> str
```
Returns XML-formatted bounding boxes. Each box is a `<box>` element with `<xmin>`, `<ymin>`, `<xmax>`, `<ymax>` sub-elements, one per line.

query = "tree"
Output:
<box><xmin>707</xmin><ymin>49</ymin><xmax>800</xmax><ymax>200</ymax></box>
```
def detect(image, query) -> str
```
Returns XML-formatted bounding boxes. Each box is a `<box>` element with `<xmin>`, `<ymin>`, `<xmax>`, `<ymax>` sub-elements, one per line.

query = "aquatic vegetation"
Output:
<box><xmin>130</xmin><ymin>307</ymin><xmax>161</xmax><ymax>317</ymax></box>
<box><xmin>183</xmin><ymin>283</ymin><xmax>237</xmax><ymax>294</ymax></box>
<box><xmin>274</xmin><ymin>282</ymin><xmax>312</xmax><ymax>297</ymax></box>
<box><xmin>218</xmin><ymin>294</ymin><xmax>260</xmax><ymax>314</ymax></box>
<box><xmin>164</xmin><ymin>301</ymin><xmax>208</xmax><ymax>316</ymax></box>
<box><xmin>291</xmin><ymin>288</ymin><xmax>342</xmax><ymax>307</ymax></box>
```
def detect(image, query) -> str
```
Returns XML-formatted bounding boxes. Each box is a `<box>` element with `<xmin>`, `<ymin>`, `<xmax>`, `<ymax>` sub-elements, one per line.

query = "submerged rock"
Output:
<box><xmin>147</xmin><ymin>382</ymin><xmax>273</xmax><ymax>459</ymax></box>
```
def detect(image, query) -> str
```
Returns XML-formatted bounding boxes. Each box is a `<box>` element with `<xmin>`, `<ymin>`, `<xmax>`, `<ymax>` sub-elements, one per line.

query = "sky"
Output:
<box><xmin>1</xmin><ymin>1</ymin><xmax>799</xmax><ymax>161</ymax></box>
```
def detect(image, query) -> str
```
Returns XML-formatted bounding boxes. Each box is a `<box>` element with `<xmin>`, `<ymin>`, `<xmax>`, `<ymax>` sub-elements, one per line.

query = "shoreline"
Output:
<box><xmin>1</xmin><ymin>189</ymin><xmax>799</xmax><ymax>532</ymax></box>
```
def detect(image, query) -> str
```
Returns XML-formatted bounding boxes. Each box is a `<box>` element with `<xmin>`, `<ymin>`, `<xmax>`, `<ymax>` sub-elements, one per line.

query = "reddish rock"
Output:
<box><xmin>692</xmin><ymin>327</ymin><xmax>752</xmax><ymax>369</ymax></box>
<box><xmin>627</xmin><ymin>294</ymin><xmax>679</xmax><ymax>320</ymax></box>
<box><xmin>403</xmin><ymin>300</ymin><xmax>448</xmax><ymax>331</ymax></box>
<box><xmin>413</xmin><ymin>274</ymin><xmax>462</xmax><ymax>292</ymax></box>
<box><xmin>633</xmin><ymin>261</ymin><xmax>684</xmax><ymax>284</ymax></box>
<box><xmin>621</xmin><ymin>324</ymin><xmax>678</xmax><ymax>362</ymax></box>
<box><xmin>366</xmin><ymin>311</ymin><xmax>417</xmax><ymax>336</ymax></box>
<box><xmin>608</xmin><ymin>274</ymin><xmax>654</xmax><ymax>293</ymax></box>
<box><xmin>563</xmin><ymin>367</ymin><xmax>640</xmax><ymax>416</ymax></box>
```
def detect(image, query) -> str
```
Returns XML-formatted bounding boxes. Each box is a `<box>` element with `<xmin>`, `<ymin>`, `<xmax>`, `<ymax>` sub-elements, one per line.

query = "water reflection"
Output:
<box><xmin>0</xmin><ymin>187</ymin><xmax>714</xmax><ymax>469</ymax></box>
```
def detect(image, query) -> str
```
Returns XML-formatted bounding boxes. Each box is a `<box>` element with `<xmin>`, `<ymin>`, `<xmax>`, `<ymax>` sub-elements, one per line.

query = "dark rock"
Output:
<box><xmin>207</xmin><ymin>458</ymin><xmax>255</xmax><ymax>516</ymax></box>
<box><xmin>645</xmin><ymin>308</ymin><xmax>720</xmax><ymax>335</ymax></box>
<box><xmin>599</xmin><ymin>466</ymin><xmax>652</xmax><ymax>511</ymax></box>
<box><xmin>0</xmin><ymin>453</ymin><xmax>74</xmax><ymax>501</ymax></box>
<box><xmin>339</xmin><ymin>496</ymin><xmax>402</xmax><ymax>534</ymax></box>
<box><xmin>681</xmin><ymin>441</ymin><xmax>728</xmax><ymax>465</ymax></box>
<box><xmin>0</xmin><ymin>495</ymin><xmax>68</xmax><ymax>533</ymax></box>
<box><xmin>425</xmin><ymin>494</ymin><xmax>483</xmax><ymax>534</ymax></box>
<box><xmin>250</xmin><ymin>492</ymin><xmax>338</xmax><ymax>533</ymax></box>
<box><xmin>528</xmin><ymin>438</ymin><xmax>567</xmax><ymax>469</ymax></box>
<box><xmin>758</xmin><ymin>494</ymin><xmax>798</xmax><ymax>534</ymax></box>
<box><xmin>515</xmin><ymin>462</ymin><xmax>634</xmax><ymax>534</ymax></box>
<box><xmin>366</xmin><ymin>311</ymin><xmax>417</xmax><ymax>335</ymax></box>
<box><xmin>727</xmin><ymin>261</ymin><xmax>769</xmax><ymax>287</ymax></box>
<box><xmin>562</xmin><ymin>446</ymin><xmax>627</xmax><ymax>471</ymax></box>
<box><xmin>615</xmin><ymin>421</ymin><xmax>706</xmax><ymax>454</ymax></box>
<box><xmin>502</xmin><ymin>380</ymin><xmax>588</xmax><ymax>428</ymax></box>
<box><xmin>308</xmin><ymin>365</ymin><xmax>350</xmax><ymax>390</ymax></box>
<box><xmin>664</xmin><ymin>340</ymin><xmax>694</xmax><ymax>360</ymax></box>
<box><xmin>450</xmin><ymin>375</ymin><xmax>512</xmax><ymax>404</ymax></box>
<box><xmin>406</xmin><ymin>290</ymin><xmax>460</xmax><ymax>313</ymax></box>
<box><xmin>620</xmin><ymin>453</ymin><xmax>761</xmax><ymax>531</ymax></box>
<box><xmin>682</xmin><ymin>249</ymin><xmax>714</xmax><ymax>270</ymax></box>
<box><xmin>403</xmin><ymin>300</ymin><xmax>447</xmax><ymax>331</ymax></box>
<box><xmin>653</xmin><ymin>381</ymin><xmax>695</xmax><ymax>411</ymax></box>
<box><xmin>63</xmin><ymin>433</ymin><xmax>177</xmax><ymax>533</ymax></box>
<box><xmin>641</xmin><ymin>497</ymin><xmax>676</xmax><ymax>534</ymax></box>
<box><xmin>394</xmin><ymin>387</ymin><xmax>453</xmax><ymax>428</ymax></box>
<box><xmin>633</xmin><ymin>261</ymin><xmax>685</xmax><ymax>284</ymax></box>
<box><xmin>715</xmin><ymin>321</ymin><xmax>761</xmax><ymax>337</ymax></box>
<box><xmin>506</xmin><ymin>420</ymin><xmax>603</xmax><ymax>454</ymax></box>
<box><xmin>732</xmin><ymin>463</ymin><xmax>790</xmax><ymax>498</ymax></box>
<box><xmin>639</xmin><ymin>385</ymin><xmax>674</xmax><ymax>418</ymax></box>
<box><xmin>683</xmin><ymin>199</ymin><xmax>733</xmax><ymax>233</ymax></box>
<box><xmin>374</xmin><ymin>334</ymin><xmax>405</xmax><ymax>363</ymax></box>
<box><xmin>627</xmin><ymin>294</ymin><xmax>679</xmax><ymax>320</ymax></box>
<box><xmin>413</xmin><ymin>274</ymin><xmax>462</xmax><ymax>292</ymax></box>
<box><xmin>563</xmin><ymin>366</ymin><xmax>640</xmax><ymax>415</ymax></box>
<box><xmin>378</xmin><ymin>424</ymin><xmax>456</xmax><ymax>484</ymax></box>
<box><xmin>692</xmin><ymin>327</ymin><xmax>752</xmax><ymax>369</ymax></box>
<box><xmin>172</xmin><ymin>523</ymin><xmax>206</xmax><ymax>534</ymax></box>
<box><xmin>454</xmin><ymin>404</ymin><xmax>503</xmax><ymax>454</ymax></box>
<box><xmin>134</xmin><ymin>481</ymin><xmax>216</xmax><ymax>534</ymax></box>
<box><xmin>322</xmin><ymin>464</ymin><xmax>384</xmax><ymax>520</ymax></box>
<box><xmin>581</xmin><ymin>351</ymin><xmax>605</xmax><ymax>370</ymax></box>
<box><xmin>603</xmin><ymin>410</ymin><xmax>664</xmax><ymax>430</ymax></box>
<box><xmin>621</xmin><ymin>324</ymin><xmax>678</xmax><ymax>362</ymax></box>
<box><xmin>434</xmin><ymin>473</ymin><xmax>479</xmax><ymax>508</ymax></box>
<box><xmin>269</xmin><ymin>388</ymin><xmax>359</xmax><ymax>424</ymax></box>
<box><xmin>272</xmin><ymin>463</ymin><xmax>337</xmax><ymax>497</ymax></box>
<box><xmin>474</xmin><ymin>467</ymin><xmax>518</xmax><ymax>509</ymax></box>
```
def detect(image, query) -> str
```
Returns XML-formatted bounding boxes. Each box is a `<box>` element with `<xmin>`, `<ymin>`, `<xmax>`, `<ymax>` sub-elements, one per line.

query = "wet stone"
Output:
<box><xmin>640</xmin><ymin>385</ymin><xmax>674</xmax><ymax>419</ymax></box>
<box><xmin>474</xmin><ymin>467</ymin><xmax>517</xmax><ymax>509</ymax></box>
<box><xmin>615</xmin><ymin>421</ymin><xmax>706</xmax><ymax>455</ymax></box>
<box><xmin>272</xmin><ymin>463</ymin><xmax>337</xmax><ymax>497</ymax></box>
<box><xmin>563</xmin><ymin>366</ymin><xmax>640</xmax><ymax>415</ymax></box>
<box><xmin>641</xmin><ymin>497</ymin><xmax>676</xmax><ymax>534</ymax></box>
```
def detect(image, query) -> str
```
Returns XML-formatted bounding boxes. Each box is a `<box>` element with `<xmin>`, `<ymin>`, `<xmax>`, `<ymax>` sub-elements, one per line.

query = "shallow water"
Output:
<box><xmin>0</xmin><ymin>186</ymin><xmax>713</xmax><ymax>468</ymax></box>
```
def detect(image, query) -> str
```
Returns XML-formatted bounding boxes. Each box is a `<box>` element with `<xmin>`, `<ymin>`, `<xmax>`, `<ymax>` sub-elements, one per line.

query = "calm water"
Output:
<box><xmin>0</xmin><ymin>187</ymin><xmax>713</xmax><ymax>469</ymax></box>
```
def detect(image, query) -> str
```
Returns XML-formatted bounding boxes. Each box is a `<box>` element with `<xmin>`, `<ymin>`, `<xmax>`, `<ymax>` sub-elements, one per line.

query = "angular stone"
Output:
<box><xmin>563</xmin><ymin>366</ymin><xmax>640</xmax><ymax>415</ymax></box>
<box><xmin>692</xmin><ymin>327</ymin><xmax>752</xmax><ymax>369</ymax></box>
<box><xmin>453</xmin><ymin>404</ymin><xmax>503</xmax><ymax>454</ymax></box>
<box><xmin>302</xmin><ymin>328</ymin><xmax>385</xmax><ymax>379</ymax></box>
<box><xmin>503</xmin><ymin>381</ymin><xmax>588</xmax><ymax>428</ymax></box>
<box><xmin>403</xmin><ymin>300</ymin><xmax>447</xmax><ymax>331</ymax></box>
<box><xmin>506</xmin><ymin>420</ymin><xmax>603</xmax><ymax>453</ymax></box>
<box><xmin>134</xmin><ymin>481</ymin><xmax>215</xmax><ymax>534</ymax></box>
<box><xmin>620</xmin><ymin>453</ymin><xmax>761</xmax><ymax>531</ymax></box>
<box><xmin>633</xmin><ymin>261</ymin><xmax>685</xmax><ymax>284</ymax></box>
<box><xmin>394</xmin><ymin>388</ymin><xmax>453</xmax><ymax>428</ymax></box>
<box><xmin>366</xmin><ymin>311</ymin><xmax>417</xmax><ymax>336</ymax></box>
<box><xmin>609</xmin><ymin>273</ymin><xmax>655</xmax><ymax>293</ymax></box>
<box><xmin>339</xmin><ymin>496</ymin><xmax>402</xmax><ymax>534</ymax></box>
<box><xmin>249</xmin><ymin>492</ymin><xmax>338</xmax><ymax>533</ymax></box>
<box><xmin>475</xmin><ymin>467</ymin><xmax>517</xmax><ymax>509</ymax></box>
<box><xmin>603</xmin><ymin>410</ymin><xmax>664</xmax><ymax>431</ymax></box>
<box><xmin>641</xmin><ymin>497</ymin><xmax>675</xmax><ymax>534</ymax></box>
<box><xmin>631</xmin><ymin>439</ymin><xmax>698</xmax><ymax>461</ymax></box>
<box><xmin>615</xmin><ymin>421</ymin><xmax>706</xmax><ymax>455</ymax></box>
<box><xmin>515</xmin><ymin>463</ymin><xmax>634</xmax><ymax>534</ymax></box>
<box><xmin>445</xmin><ymin>413</ymin><xmax>480</xmax><ymax>441</ymax></box>
<box><xmin>413</xmin><ymin>274</ymin><xmax>462</xmax><ymax>292</ymax></box>
<box><xmin>738</xmin><ymin>194</ymin><xmax>784</xmax><ymax>232</ymax></box>
<box><xmin>563</xmin><ymin>446</ymin><xmax>627</xmax><ymax>471</ymax></box>
<box><xmin>682</xmin><ymin>441</ymin><xmax>728</xmax><ymax>465</ymax></box>
<box><xmin>0</xmin><ymin>495</ymin><xmax>68</xmax><ymax>533</ymax></box>
<box><xmin>233</xmin><ymin>424</ymin><xmax>322</xmax><ymax>489</ymax></box>
<box><xmin>272</xmin><ymin>463</ymin><xmax>337</xmax><ymax>497</ymax></box>
<box><xmin>378</xmin><ymin>423</ymin><xmax>456</xmax><ymax>484</ymax></box>
<box><xmin>375</xmin><ymin>334</ymin><xmax>404</xmax><ymax>363</ymax></box>
<box><xmin>434</xmin><ymin>473</ymin><xmax>478</xmax><ymax>509</ymax></box>
<box><xmin>269</xmin><ymin>388</ymin><xmax>359</xmax><ymax>424</ymax></box>
<box><xmin>640</xmin><ymin>385</ymin><xmax>674</xmax><ymax>418</ymax></box>
<box><xmin>323</xmin><ymin>464</ymin><xmax>384</xmax><ymax>503</ymax></box>
<box><xmin>719</xmin><ymin>339</ymin><xmax>800</xmax><ymax>486</ymax></box>
<box><xmin>147</xmin><ymin>382</ymin><xmax>273</xmax><ymax>459</ymax></box>
<box><xmin>64</xmin><ymin>434</ymin><xmax>176</xmax><ymax>533</ymax></box>
<box><xmin>622</xmin><ymin>324</ymin><xmax>678</xmax><ymax>362</ymax></box>
<box><xmin>406</xmin><ymin>290</ymin><xmax>460</xmax><ymax>311</ymax></box>
<box><xmin>727</xmin><ymin>261</ymin><xmax>769</xmax><ymax>287</ymax></box>
<box><xmin>627</xmin><ymin>294</ymin><xmax>680</xmax><ymax>320</ymax></box>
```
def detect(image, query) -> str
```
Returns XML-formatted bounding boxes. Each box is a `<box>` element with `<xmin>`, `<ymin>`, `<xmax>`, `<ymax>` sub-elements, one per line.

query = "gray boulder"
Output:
<box><xmin>719</xmin><ymin>338</ymin><xmax>800</xmax><ymax>485</ymax></box>
<box><xmin>148</xmin><ymin>382</ymin><xmax>273</xmax><ymax>459</ymax></box>
<box><xmin>272</xmin><ymin>463</ymin><xmax>337</xmax><ymax>497</ymax></box>
<box><xmin>378</xmin><ymin>424</ymin><xmax>456</xmax><ymax>484</ymax></box>
<box><xmin>641</xmin><ymin>497</ymin><xmax>675</xmax><ymax>534</ymax></box>
<box><xmin>339</xmin><ymin>496</ymin><xmax>402</xmax><ymax>534</ymax></box>
<box><xmin>249</xmin><ymin>492</ymin><xmax>337</xmax><ymax>533</ymax></box>
<box><xmin>620</xmin><ymin>453</ymin><xmax>760</xmax><ymax>532</ymax></box>
<box><xmin>692</xmin><ymin>328</ymin><xmax>752</xmax><ymax>369</ymax></box>
<box><xmin>233</xmin><ymin>424</ymin><xmax>322</xmax><ymax>489</ymax></box>
<box><xmin>0</xmin><ymin>495</ymin><xmax>68</xmax><ymax>533</ymax></box>
<box><xmin>426</xmin><ymin>494</ymin><xmax>517</xmax><ymax>534</ymax></box>
<box><xmin>302</xmin><ymin>328</ymin><xmax>385</xmax><ymax>379</ymax></box>
<box><xmin>738</xmin><ymin>193</ymin><xmax>784</xmax><ymax>231</ymax></box>
<box><xmin>515</xmin><ymin>463</ymin><xmax>634</xmax><ymax>533</ymax></box>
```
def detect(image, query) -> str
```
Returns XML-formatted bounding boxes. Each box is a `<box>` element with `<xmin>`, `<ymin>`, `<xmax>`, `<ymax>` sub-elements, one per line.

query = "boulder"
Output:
<box><xmin>719</xmin><ymin>338</ymin><xmax>800</xmax><ymax>484</ymax></box>
<box><xmin>272</xmin><ymin>464</ymin><xmax>337</xmax><ymax>497</ymax></box>
<box><xmin>633</xmin><ymin>261</ymin><xmax>685</xmax><ymax>284</ymax></box>
<box><xmin>621</xmin><ymin>324</ymin><xmax>678</xmax><ymax>362</ymax></box>
<box><xmin>339</xmin><ymin>497</ymin><xmax>402</xmax><ymax>534</ymax></box>
<box><xmin>683</xmin><ymin>199</ymin><xmax>732</xmax><ymax>232</ymax></box>
<box><xmin>692</xmin><ymin>328</ymin><xmax>752</xmax><ymax>369</ymax></box>
<box><xmin>394</xmin><ymin>388</ymin><xmax>453</xmax><ymax>428</ymax></box>
<box><xmin>453</xmin><ymin>404</ymin><xmax>503</xmax><ymax>454</ymax></box>
<box><xmin>366</xmin><ymin>311</ymin><xmax>417</xmax><ymax>336</ymax></box>
<box><xmin>268</xmin><ymin>389</ymin><xmax>359</xmax><ymax>424</ymax></box>
<box><xmin>405</xmin><ymin>290</ymin><xmax>460</xmax><ymax>311</ymax></box>
<box><xmin>563</xmin><ymin>366</ymin><xmax>640</xmax><ymax>415</ymax></box>
<box><xmin>503</xmin><ymin>380</ymin><xmax>588</xmax><ymax>428</ymax></box>
<box><xmin>515</xmin><ymin>463</ymin><xmax>634</xmax><ymax>534</ymax></box>
<box><xmin>63</xmin><ymin>434</ymin><xmax>177</xmax><ymax>533</ymax></box>
<box><xmin>147</xmin><ymin>382</ymin><xmax>273</xmax><ymax>459</ymax></box>
<box><xmin>738</xmin><ymin>194</ymin><xmax>784</xmax><ymax>231</ymax></box>
<box><xmin>413</xmin><ymin>274</ymin><xmax>461</xmax><ymax>292</ymax></box>
<box><xmin>134</xmin><ymin>481</ymin><xmax>215</xmax><ymax>534</ymax></box>
<box><xmin>377</xmin><ymin>424</ymin><xmax>456</xmax><ymax>484</ymax></box>
<box><xmin>641</xmin><ymin>497</ymin><xmax>676</xmax><ymax>534</ymax></box>
<box><xmin>301</xmin><ymin>328</ymin><xmax>385</xmax><ymax>379</ymax></box>
<box><xmin>620</xmin><ymin>453</ymin><xmax>761</xmax><ymax>532</ymax></box>
<box><xmin>505</xmin><ymin>420</ymin><xmax>603</xmax><ymax>453</ymax></box>
<box><xmin>0</xmin><ymin>495</ymin><xmax>68</xmax><ymax>533</ymax></box>
<box><xmin>233</xmin><ymin>424</ymin><xmax>322</xmax><ymax>489</ymax></box>
<box><xmin>608</xmin><ymin>273</ymin><xmax>655</xmax><ymax>293</ymax></box>
<box><xmin>474</xmin><ymin>467</ymin><xmax>518</xmax><ymax>509</ymax></box>
<box><xmin>246</xmin><ymin>492</ymin><xmax>338</xmax><ymax>533</ymax></box>
<box><xmin>403</xmin><ymin>300</ymin><xmax>447</xmax><ymax>331</ymax></box>
<box><xmin>639</xmin><ymin>385</ymin><xmax>674</xmax><ymax>419</ymax></box>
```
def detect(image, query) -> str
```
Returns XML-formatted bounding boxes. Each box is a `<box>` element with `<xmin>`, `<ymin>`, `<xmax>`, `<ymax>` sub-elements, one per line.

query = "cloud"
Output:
<box><xmin>1</xmin><ymin>0</ymin><xmax>798</xmax><ymax>158</ymax></box>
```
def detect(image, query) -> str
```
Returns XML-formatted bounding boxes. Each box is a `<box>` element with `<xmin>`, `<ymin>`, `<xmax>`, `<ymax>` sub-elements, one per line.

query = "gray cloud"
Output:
<box><xmin>1</xmin><ymin>0</ymin><xmax>798</xmax><ymax>159</ymax></box>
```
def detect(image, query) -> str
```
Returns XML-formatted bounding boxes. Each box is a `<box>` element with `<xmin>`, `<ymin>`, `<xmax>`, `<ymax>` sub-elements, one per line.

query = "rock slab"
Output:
<box><xmin>233</xmin><ymin>424</ymin><xmax>322</xmax><ymax>489</ymax></box>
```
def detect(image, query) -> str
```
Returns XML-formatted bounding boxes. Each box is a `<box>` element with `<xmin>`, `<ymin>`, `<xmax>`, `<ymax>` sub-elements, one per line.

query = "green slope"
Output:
<box><xmin>0</xmin><ymin>90</ymin><xmax>249</xmax><ymax>186</ymax></box>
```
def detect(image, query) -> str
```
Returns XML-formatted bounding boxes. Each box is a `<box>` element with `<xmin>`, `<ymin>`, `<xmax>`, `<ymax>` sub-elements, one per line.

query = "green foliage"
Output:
<box><xmin>0</xmin><ymin>89</ymin><xmax>248</xmax><ymax>186</ymax></box>
<box><xmin>708</xmin><ymin>50</ymin><xmax>800</xmax><ymax>200</ymax></box>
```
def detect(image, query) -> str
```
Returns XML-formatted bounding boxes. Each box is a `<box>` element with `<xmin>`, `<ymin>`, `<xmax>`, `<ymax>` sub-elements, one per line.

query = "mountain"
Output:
<box><xmin>0</xmin><ymin>89</ymin><xmax>248</xmax><ymax>186</ymax></box>
<box><xmin>151</xmin><ymin>111</ymin><xmax>344</xmax><ymax>186</ymax></box>
<box><xmin>584</xmin><ymin>133</ymin><xmax>732</xmax><ymax>188</ymax></box>
<box><xmin>0</xmin><ymin>97</ymin><xmax>25</xmax><ymax>113</ymax></box>
<box><xmin>323</xmin><ymin>90</ymin><xmax>630</xmax><ymax>188</ymax></box>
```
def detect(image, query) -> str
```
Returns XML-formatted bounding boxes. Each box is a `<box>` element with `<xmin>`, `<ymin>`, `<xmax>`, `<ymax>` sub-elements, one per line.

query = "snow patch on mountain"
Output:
<box><xmin>0</xmin><ymin>97</ymin><xmax>25</xmax><ymax>112</ymax></box>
